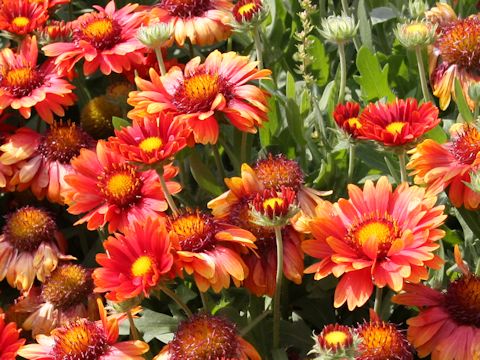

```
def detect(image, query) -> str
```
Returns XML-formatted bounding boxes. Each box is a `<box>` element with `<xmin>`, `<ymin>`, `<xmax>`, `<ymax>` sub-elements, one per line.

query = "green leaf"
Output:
<box><xmin>425</xmin><ymin>124</ymin><xmax>447</xmax><ymax>144</ymax></box>
<box><xmin>358</xmin><ymin>0</ymin><xmax>373</xmax><ymax>51</ymax></box>
<box><xmin>370</xmin><ymin>7</ymin><xmax>397</xmax><ymax>26</ymax></box>
<box><xmin>307</xmin><ymin>35</ymin><xmax>329</xmax><ymax>87</ymax></box>
<box><xmin>133</xmin><ymin>309</ymin><xmax>178</xmax><ymax>343</ymax></box>
<box><xmin>112</xmin><ymin>116</ymin><xmax>131</xmax><ymax>130</ymax></box>
<box><xmin>454</xmin><ymin>78</ymin><xmax>474</xmax><ymax>122</ymax></box>
<box><xmin>286</xmin><ymin>72</ymin><xmax>295</xmax><ymax>100</ymax></box>
<box><xmin>189</xmin><ymin>152</ymin><xmax>223</xmax><ymax>196</ymax></box>
<box><xmin>354</xmin><ymin>46</ymin><xmax>396</xmax><ymax>102</ymax></box>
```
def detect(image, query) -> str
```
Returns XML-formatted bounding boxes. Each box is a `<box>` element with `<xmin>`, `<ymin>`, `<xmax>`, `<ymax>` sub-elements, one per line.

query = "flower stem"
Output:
<box><xmin>253</xmin><ymin>26</ymin><xmax>264</xmax><ymax>70</ymax></box>
<box><xmin>348</xmin><ymin>143</ymin><xmax>355</xmax><ymax>181</ymax></box>
<box><xmin>415</xmin><ymin>46</ymin><xmax>431</xmax><ymax>102</ymax></box>
<box><xmin>240</xmin><ymin>132</ymin><xmax>248</xmax><ymax>164</ymax></box>
<box><xmin>127</xmin><ymin>310</ymin><xmax>140</xmax><ymax>340</ymax></box>
<box><xmin>474</xmin><ymin>101</ymin><xmax>479</xmax><ymax>120</ymax></box>
<box><xmin>212</xmin><ymin>143</ymin><xmax>226</xmax><ymax>182</ymax></box>
<box><xmin>373</xmin><ymin>287</ymin><xmax>383</xmax><ymax>318</ymax></box>
<box><xmin>337</xmin><ymin>42</ymin><xmax>347</xmax><ymax>104</ymax></box>
<box><xmin>398</xmin><ymin>150</ymin><xmax>408</xmax><ymax>184</ymax></box>
<box><xmin>154</xmin><ymin>48</ymin><xmax>167</xmax><ymax>76</ymax></box>
<box><xmin>159</xmin><ymin>284</ymin><xmax>193</xmax><ymax>317</ymax></box>
<box><xmin>273</xmin><ymin>226</ymin><xmax>284</xmax><ymax>350</ymax></box>
<box><xmin>199</xmin><ymin>290</ymin><xmax>208</xmax><ymax>313</ymax></box>
<box><xmin>157</xmin><ymin>168</ymin><xmax>179</xmax><ymax>216</ymax></box>
<box><xmin>240</xmin><ymin>310</ymin><xmax>272</xmax><ymax>336</ymax></box>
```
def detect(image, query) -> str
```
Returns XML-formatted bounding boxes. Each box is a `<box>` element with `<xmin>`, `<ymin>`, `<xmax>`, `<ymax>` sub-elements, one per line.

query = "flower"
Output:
<box><xmin>250</xmin><ymin>186</ymin><xmax>298</xmax><ymax>227</ymax></box>
<box><xmin>128</xmin><ymin>50</ymin><xmax>271</xmax><ymax>144</ymax></box>
<box><xmin>394</xmin><ymin>20</ymin><xmax>437</xmax><ymax>49</ymax></box>
<box><xmin>358</xmin><ymin>98</ymin><xmax>440</xmax><ymax>147</ymax></box>
<box><xmin>42</xmin><ymin>1</ymin><xmax>146</xmax><ymax>76</ymax></box>
<box><xmin>167</xmin><ymin>210</ymin><xmax>256</xmax><ymax>293</ymax></box>
<box><xmin>0</xmin><ymin>206</ymin><xmax>72</xmax><ymax>291</ymax></box>
<box><xmin>408</xmin><ymin>0</ymin><xmax>428</xmax><ymax>19</ymax></box>
<box><xmin>319</xmin><ymin>13</ymin><xmax>358</xmax><ymax>43</ymax></box>
<box><xmin>0</xmin><ymin>36</ymin><xmax>76</xmax><ymax>123</ymax></box>
<box><xmin>80</xmin><ymin>95</ymin><xmax>122</xmax><ymax>139</ymax></box>
<box><xmin>64</xmin><ymin>141</ymin><xmax>180</xmax><ymax>233</ymax></box>
<box><xmin>0</xmin><ymin>312</ymin><xmax>25</xmax><ymax>360</ymax></box>
<box><xmin>0</xmin><ymin>122</ymin><xmax>95</xmax><ymax>204</ymax></box>
<box><xmin>0</xmin><ymin>0</ymin><xmax>48</xmax><ymax>35</ymax></box>
<box><xmin>333</xmin><ymin>101</ymin><xmax>362</xmax><ymax>138</ymax></box>
<box><xmin>149</xmin><ymin>0</ymin><xmax>233</xmax><ymax>47</ymax></box>
<box><xmin>310</xmin><ymin>324</ymin><xmax>359</xmax><ymax>360</ymax></box>
<box><xmin>12</xmin><ymin>263</ymin><xmax>96</xmax><ymax>336</ymax></box>
<box><xmin>93</xmin><ymin>217</ymin><xmax>174</xmax><ymax>301</ymax></box>
<box><xmin>302</xmin><ymin>176</ymin><xmax>446</xmax><ymax>310</ymax></box>
<box><xmin>393</xmin><ymin>246</ymin><xmax>480</xmax><ymax>359</ymax></box>
<box><xmin>408</xmin><ymin>123</ymin><xmax>480</xmax><ymax>210</ymax></box>
<box><xmin>107</xmin><ymin>114</ymin><xmax>190</xmax><ymax>165</ymax></box>
<box><xmin>154</xmin><ymin>313</ymin><xmax>260</xmax><ymax>360</ymax></box>
<box><xmin>136</xmin><ymin>22</ymin><xmax>173</xmax><ymax>49</ymax></box>
<box><xmin>232</xmin><ymin>0</ymin><xmax>266</xmax><ymax>27</ymax></box>
<box><xmin>18</xmin><ymin>298</ymin><xmax>149</xmax><ymax>359</ymax></box>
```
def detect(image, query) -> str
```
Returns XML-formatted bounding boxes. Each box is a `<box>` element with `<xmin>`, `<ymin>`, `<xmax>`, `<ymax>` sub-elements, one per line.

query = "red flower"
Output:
<box><xmin>0</xmin><ymin>312</ymin><xmax>25</xmax><ymax>360</ymax></box>
<box><xmin>0</xmin><ymin>0</ymin><xmax>48</xmax><ymax>35</ymax></box>
<box><xmin>333</xmin><ymin>101</ymin><xmax>362</xmax><ymax>137</ymax></box>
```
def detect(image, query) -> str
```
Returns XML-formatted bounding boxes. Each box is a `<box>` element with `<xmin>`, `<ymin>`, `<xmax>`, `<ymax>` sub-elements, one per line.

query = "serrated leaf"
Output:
<box><xmin>189</xmin><ymin>152</ymin><xmax>223</xmax><ymax>196</ymax></box>
<box><xmin>112</xmin><ymin>116</ymin><xmax>130</xmax><ymax>130</ymax></box>
<box><xmin>454</xmin><ymin>78</ymin><xmax>474</xmax><ymax>122</ymax></box>
<box><xmin>134</xmin><ymin>309</ymin><xmax>178</xmax><ymax>343</ymax></box>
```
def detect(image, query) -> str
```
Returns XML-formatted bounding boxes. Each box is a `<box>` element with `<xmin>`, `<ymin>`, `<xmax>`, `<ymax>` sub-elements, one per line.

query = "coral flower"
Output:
<box><xmin>358</xmin><ymin>98</ymin><xmax>440</xmax><ymax>147</ymax></box>
<box><xmin>42</xmin><ymin>1</ymin><xmax>146</xmax><ymax>76</ymax></box>
<box><xmin>128</xmin><ymin>50</ymin><xmax>271</xmax><ymax>144</ymax></box>
<box><xmin>0</xmin><ymin>206</ymin><xmax>72</xmax><ymax>291</ymax></box>
<box><xmin>18</xmin><ymin>299</ymin><xmax>149</xmax><ymax>359</ymax></box>
<box><xmin>393</xmin><ymin>246</ymin><xmax>480</xmax><ymax>359</ymax></box>
<box><xmin>310</xmin><ymin>323</ymin><xmax>359</xmax><ymax>360</ymax></box>
<box><xmin>154</xmin><ymin>313</ymin><xmax>260</xmax><ymax>360</ymax></box>
<box><xmin>12</xmin><ymin>263</ymin><xmax>97</xmax><ymax>336</ymax></box>
<box><xmin>0</xmin><ymin>36</ymin><xmax>75</xmax><ymax>123</ymax></box>
<box><xmin>63</xmin><ymin>140</ymin><xmax>180</xmax><ymax>233</ymax></box>
<box><xmin>167</xmin><ymin>210</ymin><xmax>256</xmax><ymax>293</ymax></box>
<box><xmin>149</xmin><ymin>0</ymin><xmax>233</xmax><ymax>46</ymax></box>
<box><xmin>0</xmin><ymin>0</ymin><xmax>48</xmax><ymax>35</ymax></box>
<box><xmin>333</xmin><ymin>101</ymin><xmax>362</xmax><ymax>138</ymax></box>
<box><xmin>0</xmin><ymin>312</ymin><xmax>25</xmax><ymax>360</ymax></box>
<box><xmin>93</xmin><ymin>217</ymin><xmax>174</xmax><ymax>301</ymax></box>
<box><xmin>302</xmin><ymin>176</ymin><xmax>446</xmax><ymax>310</ymax></box>
<box><xmin>107</xmin><ymin>114</ymin><xmax>191</xmax><ymax>165</ymax></box>
<box><xmin>408</xmin><ymin>123</ymin><xmax>480</xmax><ymax>210</ymax></box>
<box><xmin>0</xmin><ymin>122</ymin><xmax>95</xmax><ymax>204</ymax></box>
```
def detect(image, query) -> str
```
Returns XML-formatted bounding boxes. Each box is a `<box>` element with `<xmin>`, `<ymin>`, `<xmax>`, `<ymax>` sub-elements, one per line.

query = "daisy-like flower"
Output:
<box><xmin>154</xmin><ymin>313</ymin><xmax>260</xmax><ymax>360</ymax></box>
<box><xmin>302</xmin><ymin>176</ymin><xmax>446</xmax><ymax>310</ymax></box>
<box><xmin>0</xmin><ymin>0</ymin><xmax>48</xmax><ymax>35</ymax></box>
<box><xmin>167</xmin><ymin>209</ymin><xmax>256</xmax><ymax>293</ymax></box>
<box><xmin>0</xmin><ymin>122</ymin><xmax>95</xmax><ymax>204</ymax></box>
<box><xmin>107</xmin><ymin>114</ymin><xmax>191</xmax><ymax>165</ymax></box>
<box><xmin>0</xmin><ymin>312</ymin><xmax>25</xmax><ymax>360</ymax></box>
<box><xmin>409</xmin><ymin>123</ymin><xmax>480</xmax><ymax>210</ymax></box>
<box><xmin>18</xmin><ymin>298</ymin><xmax>149</xmax><ymax>359</ymax></box>
<box><xmin>358</xmin><ymin>98</ymin><xmax>440</xmax><ymax>147</ymax></box>
<box><xmin>128</xmin><ymin>50</ymin><xmax>271</xmax><ymax>145</ymax></box>
<box><xmin>0</xmin><ymin>36</ymin><xmax>75</xmax><ymax>123</ymax></box>
<box><xmin>42</xmin><ymin>1</ymin><xmax>146</xmax><ymax>76</ymax></box>
<box><xmin>12</xmin><ymin>263</ymin><xmax>96</xmax><ymax>337</ymax></box>
<box><xmin>310</xmin><ymin>324</ymin><xmax>359</xmax><ymax>360</ymax></box>
<box><xmin>63</xmin><ymin>140</ymin><xmax>180</xmax><ymax>233</ymax></box>
<box><xmin>333</xmin><ymin>101</ymin><xmax>362</xmax><ymax>138</ymax></box>
<box><xmin>0</xmin><ymin>206</ymin><xmax>72</xmax><ymax>291</ymax></box>
<box><xmin>149</xmin><ymin>0</ymin><xmax>233</xmax><ymax>46</ymax></box>
<box><xmin>393</xmin><ymin>246</ymin><xmax>480</xmax><ymax>359</ymax></box>
<box><xmin>93</xmin><ymin>217</ymin><xmax>174</xmax><ymax>302</ymax></box>
<box><xmin>208</xmin><ymin>163</ymin><xmax>305</xmax><ymax>296</ymax></box>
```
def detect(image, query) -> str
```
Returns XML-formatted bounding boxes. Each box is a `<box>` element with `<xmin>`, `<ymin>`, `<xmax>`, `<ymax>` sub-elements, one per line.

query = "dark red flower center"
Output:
<box><xmin>449</xmin><ymin>125</ymin><xmax>480</xmax><ymax>165</ymax></box>
<box><xmin>444</xmin><ymin>275</ymin><xmax>480</xmax><ymax>328</ymax></box>
<box><xmin>98</xmin><ymin>164</ymin><xmax>143</xmax><ymax>207</ymax></box>
<box><xmin>228</xmin><ymin>197</ymin><xmax>275</xmax><ymax>239</ymax></box>
<box><xmin>157</xmin><ymin>0</ymin><xmax>213</xmax><ymax>18</ymax></box>
<box><xmin>76</xmin><ymin>15</ymin><xmax>122</xmax><ymax>50</ymax></box>
<box><xmin>169</xmin><ymin>211</ymin><xmax>217</xmax><ymax>252</ymax></box>
<box><xmin>254</xmin><ymin>154</ymin><xmax>304</xmax><ymax>191</ymax></box>
<box><xmin>0</xmin><ymin>66</ymin><xmax>44</xmax><ymax>98</ymax></box>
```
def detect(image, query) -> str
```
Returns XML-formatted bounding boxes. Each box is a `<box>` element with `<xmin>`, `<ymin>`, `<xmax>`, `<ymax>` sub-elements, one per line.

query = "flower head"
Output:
<box><xmin>0</xmin><ymin>0</ymin><xmax>48</xmax><ymax>35</ymax></box>
<box><xmin>320</xmin><ymin>13</ymin><xmax>358</xmax><ymax>44</ymax></box>
<box><xmin>136</xmin><ymin>22</ymin><xmax>173</xmax><ymax>49</ymax></box>
<box><xmin>0</xmin><ymin>312</ymin><xmax>25</xmax><ymax>360</ymax></box>
<box><xmin>408</xmin><ymin>0</ymin><xmax>428</xmax><ymax>19</ymax></box>
<box><xmin>232</xmin><ymin>0</ymin><xmax>266</xmax><ymax>28</ymax></box>
<box><xmin>250</xmin><ymin>186</ymin><xmax>298</xmax><ymax>227</ymax></box>
<box><xmin>80</xmin><ymin>95</ymin><xmax>122</xmax><ymax>139</ymax></box>
<box><xmin>310</xmin><ymin>324</ymin><xmax>359</xmax><ymax>360</ymax></box>
<box><xmin>333</xmin><ymin>101</ymin><xmax>362</xmax><ymax>137</ymax></box>
<box><xmin>302</xmin><ymin>176</ymin><xmax>446</xmax><ymax>310</ymax></box>
<box><xmin>394</xmin><ymin>20</ymin><xmax>437</xmax><ymax>49</ymax></box>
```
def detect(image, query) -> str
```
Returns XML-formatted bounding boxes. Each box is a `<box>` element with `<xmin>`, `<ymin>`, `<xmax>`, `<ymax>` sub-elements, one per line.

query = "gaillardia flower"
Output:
<box><xmin>64</xmin><ymin>141</ymin><xmax>180</xmax><ymax>232</ymax></box>
<box><xmin>358</xmin><ymin>98</ymin><xmax>440</xmax><ymax>147</ymax></box>
<box><xmin>128</xmin><ymin>50</ymin><xmax>271</xmax><ymax>144</ymax></box>
<box><xmin>154</xmin><ymin>313</ymin><xmax>260</xmax><ymax>360</ymax></box>
<box><xmin>393</xmin><ymin>246</ymin><xmax>480</xmax><ymax>359</ymax></box>
<box><xmin>408</xmin><ymin>123</ymin><xmax>480</xmax><ymax>210</ymax></box>
<box><xmin>232</xmin><ymin>0</ymin><xmax>266</xmax><ymax>27</ymax></box>
<box><xmin>168</xmin><ymin>210</ymin><xmax>256</xmax><ymax>293</ymax></box>
<box><xmin>0</xmin><ymin>312</ymin><xmax>25</xmax><ymax>360</ymax></box>
<box><xmin>310</xmin><ymin>324</ymin><xmax>359</xmax><ymax>360</ymax></box>
<box><xmin>93</xmin><ymin>217</ymin><xmax>174</xmax><ymax>302</ymax></box>
<box><xmin>0</xmin><ymin>206</ymin><xmax>72</xmax><ymax>291</ymax></box>
<box><xmin>0</xmin><ymin>0</ymin><xmax>48</xmax><ymax>35</ymax></box>
<box><xmin>0</xmin><ymin>36</ymin><xmax>75</xmax><ymax>123</ymax></box>
<box><xmin>150</xmin><ymin>0</ymin><xmax>233</xmax><ymax>46</ymax></box>
<box><xmin>43</xmin><ymin>1</ymin><xmax>146</xmax><ymax>75</ymax></box>
<box><xmin>333</xmin><ymin>101</ymin><xmax>362</xmax><ymax>138</ymax></box>
<box><xmin>18</xmin><ymin>299</ymin><xmax>149</xmax><ymax>359</ymax></box>
<box><xmin>302</xmin><ymin>176</ymin><xmax>446</xmax><ymax>310</ymax></box>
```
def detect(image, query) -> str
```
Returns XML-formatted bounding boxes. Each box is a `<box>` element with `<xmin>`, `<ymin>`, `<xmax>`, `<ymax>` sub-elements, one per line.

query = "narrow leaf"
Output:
<box><xmin>189</xmin><ymin>152</ymin><xmax>223</xmax><ymax>196</ymax></box>
<box><xmin>454</xmin><ymin>78</ymin><xmax>474</xmax><ymax>122</ymax></box>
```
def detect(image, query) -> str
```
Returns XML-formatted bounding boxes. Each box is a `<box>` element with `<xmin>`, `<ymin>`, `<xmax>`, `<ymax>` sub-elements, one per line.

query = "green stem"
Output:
<box><xmin>337</xmin><ymin>42</ymin><xmax>347</xmax><ymax>104</ymax></box>
<box><xmin>157</xmin><ymin>169</ymin><xmax>179</xmax><ymax>216</ymax></box>
<box><xmin>253</xmin><ymin>26</ymin><xmax>263</xmax><ymax>70</ymax></box>
<box><xmin>312</xmin><ymin>94</ymin><xmax>327</xmax><ymax>144</ymax></box>
<box><xmin>373</xmin><ymin>287</ymin><xmax>383</xmax><ymax>318</ymax></box>
<box><xmin>398</xmin><ymin>150</ymin><xmax>408</xmax><ymax>184</ymax></box>
<box><xmin>159</xmin><ymin>284</ymin><xmax>193</xmax><ymax>317</ymax></box>
<box><xmin>127</xmin><ymin>310</ymin><xmax>140</xmax><ymax>340</ymax></box>
<box><xmin>212</xmin><ymin>143</ymin><xmax>226</xmax><ymax>181</ymax></box>
<box><xmin>347</xmin><ymin>143</ymin><xmax>355</xmax><ymax>181</ymax></box>
<box><xmin>199</xmin><ymin>290</ymin><xmax>208</xmax><ymax>313</ymax></box>
<box><xmin>415</xmin><ymin>46</ymin><xmax>432</xmax><ymax>102</ymax></box>
<box><xmin>240</xmin><ymin>132</ymin><xmax>248</xmax><ymax>164</ymax></box>
<box><xmin>154</xmin><ymin>48</ymin><xmax>166</xmax><ymax>76</ymax></box>
<box><xmin>188</xmin><ymin>41</ymin><xmax>194</xmax><ymax>59</ymax></box>
<box><xmin>273</xmin><ymin>226</ymin><xmax>284</xmax><ymax>350</ymax></box>
<box><xmin>474</xmin><ymin>101</ymin><xmax>479</xmax><ymax>120</ymax></box>
<box><xmin>240</xmin><ymin>310</ymin><xmax>272</xmax><ymax>336</ymax></box>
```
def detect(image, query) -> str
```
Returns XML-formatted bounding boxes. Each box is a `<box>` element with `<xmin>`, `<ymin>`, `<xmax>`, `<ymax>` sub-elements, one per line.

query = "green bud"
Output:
<box><xmin>394</xmin><ymin>20</ymin><xmax>437</xmax><ymax>49</ymax></box>
<box><xmin>136</xmin><ymin>23</ymin><xmax>173</xmax><ymax>49</ymax></box>
<box><xmin>319</xmin><ymin>13</ymin><xmax>358</xmax><ymax>44</ymax></box>
<box><xmin>409</xmin><ymin>0</ymin><xmax>428</xmax><ymax>19</ymax></box>
<box><xmin>468</xmin><ymin>83</ymin><xmax>480</xmax><ymax>103</ymax></box>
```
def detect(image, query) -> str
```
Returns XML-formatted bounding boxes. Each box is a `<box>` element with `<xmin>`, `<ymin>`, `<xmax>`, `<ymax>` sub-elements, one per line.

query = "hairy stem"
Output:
<box><xmin>273</xmin><ymin>226</ymin><xmax>284</xmax><ymax>349</ymax></box>
<box><xmin>338</xmin><ymin>42</ymin><xmax>347</xmax><ymax>104</ymax></box>
<box><xmin>154</xmin><ymin>48</ymin><xmax>166</xmax><ymax>76</ymax></box>
<box><xmin>415</xmin><ymin>46</ymin><xmax>431</xmax><ymax>102</ymax></box>
<box><xmin>159</xmin><ymin>284</ymin><xmax>193</xmax><ymax>317</ymax></box>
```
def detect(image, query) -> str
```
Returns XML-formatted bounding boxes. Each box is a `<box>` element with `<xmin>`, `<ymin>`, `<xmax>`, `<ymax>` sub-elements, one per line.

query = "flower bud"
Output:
<box><xmin>309</xmin><ymin>324</ymin><xmax>360</xmax><ymax>360</ymax></box>
<box><xmin>232</xmin><ymin>0</ymin><xmax>268</xmax><ymax>29</ymax></box>
<box><xmin>249</xmin><ymin>187</ymin><xmax>299</xmax><ymax>227</ymax></box>
<box><xmin>394</xmin><ymin>20</ymin><xmax>437</xmax><ymax>49</ymax></box>
<box><xmin>136</xmin><ymin>23</ymin><xmax>173</xmax><ymax>49</ymax></box>
<box><xmin>409</xmin><ymin>0</ymin><xmax>428</xmax><ymax>19</ymax></box>
<box><xmin>319</xmin><ymin>14</ymin><xmax>358</xmax><ymax>44</ymax></box>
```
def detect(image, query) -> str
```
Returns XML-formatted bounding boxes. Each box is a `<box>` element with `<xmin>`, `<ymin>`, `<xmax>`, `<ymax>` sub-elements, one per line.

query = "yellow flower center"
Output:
<box><xmin>12</xmin><ymin>16</ymin><xmax>30</xmax><ymax>28</ymax></box>
<box><xmin>139</xmin><ymin>136</ymin><xmax>163</xmax><ymax>153</ymax></box>
<box><xmin>170</xmin><ymin>212</ymin><xmax>216</xmax><ymax>253</ymax></box>
<box><xmin>184</xmin><ymin>73</ymin><xmax>219</xmax><ymax>103</ymax></box>
<box><xmin>347</xmin><ymin>117</ymin><xmax>362</xmax><ymax>129</ymax></box>
<box><xmin>131</xmin><ymin>256</ymin><xmax>154</xmax><ymax>277</ymax></box>
<box><xmin>405</xmin><ymin>23</ymin><xmax>429</xmax><ymax>36</ymax></box>
<box><xmin>355</xmin><ymin>221</ymin><xmax>392</xmax><ymax>246</ymax></box>
<box><xmin>263</xmin><ymin>197</ymin><xmax>284</xmax><ymax>210</ymax></box>
<box><xmin>107</xmin><ymin>173</ymin><xmax>135</xmax><ymax>198</ymax></box>
<box><xmin>83</xmin><ymin>18</ymin><xmax>115</xmax><ymax>41</ymax></box>
<box><xmin>385</xmin><ymin>121</ymin><xmax>406</xmax><ymax>135</ymax></box>
<box><xmin>5</xmin><ymin>67</ymin><xmax>35</xmax><ymax>88</ymax></box>
<box><xmin>99</xmin><ymin>165</ymin><xmax>142</xmax><ymax>207</ymax></box>
<box><xmin>358</xmin><ymin>322</ymin><xmax>409</xmax><ymax>358</ymax></box>
<box><xmin>324</xmin><ymin>330</ymin><xmax>349</xmax><ymax>347</ymax></box>
<box><xmin>348</xmin><ymin>216</ymin><xmax>398</xmax><ymax>258</ymax></box>
<box><xmin>238</xmin><ymin>2</ymin><xmax>256</xmax><ymax>16</ymax></box>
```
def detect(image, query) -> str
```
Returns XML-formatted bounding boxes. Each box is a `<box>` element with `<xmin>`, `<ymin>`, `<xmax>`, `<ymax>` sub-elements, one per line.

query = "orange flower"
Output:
<box><xmin>18</xmin><ymin>299</ymin><xmax>149</xmax><ymax>359</ymax></box>
<box><xmin>358</xmin><ymin>98</ymin><xmax>440</xmax><ymax>147</ymax></box>
<box><xmin>0</xmin><ymin>36</ymin><xmax>76</xmax><ymax>123</ymax></box>
<box><xmin>128</xmin><ymin>50</ymin><xmax>271</xmax><ymax>144</ymax></box>
<box><xmin>0</xmin><ymin>206</ymin><xmax>73</xmax><ymax>291</ymax></box>
<box><xmin>93</xmin><ymin>217</ymin><xmax>174</xmax><ymax>301</ymax></box>
<box><xmin>233</xmin><ymin>0</ymin><xmax>264</xmax><ymax>24</ymax></box>
<box><xmin>168</xmin><ymin>210</ymin><xmax>256</xmax><ymax>293</ymax></box>
<box><xmin>0</xmin><ymin>312</ymin><xmax>25</xmax><ymax>360</ymax></box>
<box><xmin>149</xmin><ymin>0</ymin><xmax>233</xmax><ymax>46</ymax></box>
<box><xmin>302</xmin><ymin>176</ymin><xmax>446</xmax><ymax>310</ymax></box>
<box><xmin>63</xmin><ymin>141</ymin><xmax>180</xmax><ymax>233</ymax></box>
<box><xmin>0</xmin><ymin>0</ymin><xmax>48</xmax><ymax>35</ymax></box>
<box><xmin>333</xmin><ymin>101</ymin><xmax>362</xmax><ymax>137</ymax></box>
<box><xmin>393</xmin><ymin>246</ymin><xmax>480</xmax><ymax>359</ymax></box>
<box><xmin>154</xmin><ymin>313</ymin><xmax>260</xmax><ymax>360</ymax></box>
<box><xmin>43</xmin><ymin>1</ymin><xmax>146</xmax><ymax>76</ymax></box>
<box><xmin>408</xmin><ymin>123</ymin><xmax>480</xmax><ymax>210</ymax></box>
